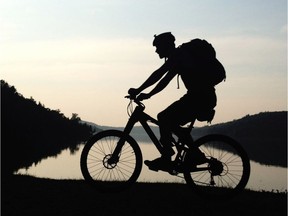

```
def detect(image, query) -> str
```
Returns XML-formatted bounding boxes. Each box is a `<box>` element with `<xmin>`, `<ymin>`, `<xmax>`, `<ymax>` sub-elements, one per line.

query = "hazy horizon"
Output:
<box><xmin>1</xmin><ymin>0</ymin><xmax>287</xmax><ymax>127</ymax></box>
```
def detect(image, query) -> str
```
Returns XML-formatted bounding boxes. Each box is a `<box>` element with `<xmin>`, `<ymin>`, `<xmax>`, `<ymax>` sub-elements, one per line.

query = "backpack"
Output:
<box><xmin>180</xmin><ymin>39</ymin><xmax>226</xmax><ymax>86</ymax></box>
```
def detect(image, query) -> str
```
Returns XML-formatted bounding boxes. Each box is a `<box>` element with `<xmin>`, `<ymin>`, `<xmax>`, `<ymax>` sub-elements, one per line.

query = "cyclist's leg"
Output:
<box><xmin>157</xmin><ymin>94</ymin><xmax>196</xmax><ymax>156</ymax></box>
<box><xmin>158</xmin><ymin>93</ymin><xmax>214</xmax><ymax>164</ymax></box>
<box><xmin>144</xmin><ymin>96</ymin><xmax>192</xmax><ymax>171</ymax></box>
<box><xmin>157</xmin><ymin>108</ymin><xmax>175</xmax><ymax>158</ymax></box>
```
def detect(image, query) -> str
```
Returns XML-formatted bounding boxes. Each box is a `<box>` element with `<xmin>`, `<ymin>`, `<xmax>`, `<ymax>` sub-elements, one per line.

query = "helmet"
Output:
<box><xmin>153</xmin><ymin>32</ymin><xmax>175</xmax><ymax>47</ymax></box>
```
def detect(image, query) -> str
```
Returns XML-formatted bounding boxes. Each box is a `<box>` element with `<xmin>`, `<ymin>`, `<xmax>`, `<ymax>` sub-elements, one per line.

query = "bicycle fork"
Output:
<box><xmin>108</xmin><ymin>105</ymin><xmax>166</xmax><ymax>165</ymax></box>
<box><xmin>107</xmin><ymin>106</ymin><xmax>142</xmax><ymax>165</ymax></box>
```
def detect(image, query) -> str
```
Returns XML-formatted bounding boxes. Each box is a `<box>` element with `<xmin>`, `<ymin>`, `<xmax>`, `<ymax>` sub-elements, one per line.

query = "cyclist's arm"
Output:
<box><xmin>137</xmin><ymin>62</ymin><xmax>169</xmax><ymax>92</ymax></box>
<box><xmin>147</xmin><ymin>69</ymin><xmax>177</xmax><ymax>98</ymax></box>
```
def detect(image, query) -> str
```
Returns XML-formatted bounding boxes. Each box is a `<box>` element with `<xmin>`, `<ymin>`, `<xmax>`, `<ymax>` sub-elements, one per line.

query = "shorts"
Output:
<box><xmin>158</xmin><ymin>90</ymin><xmax>217</xmax><ymax>126</ymax></box>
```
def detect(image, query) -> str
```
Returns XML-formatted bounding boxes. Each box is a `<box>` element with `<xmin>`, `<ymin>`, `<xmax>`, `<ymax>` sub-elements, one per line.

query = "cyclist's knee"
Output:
<box><xmin>157</xmin><ymin>111</ymin><xmax>166</xmax><ymax>124</ymax></box>
<box><xmin>159</xmin><ymin>111</ymin><xmax>180</xmax><ymax>127</ymax></box>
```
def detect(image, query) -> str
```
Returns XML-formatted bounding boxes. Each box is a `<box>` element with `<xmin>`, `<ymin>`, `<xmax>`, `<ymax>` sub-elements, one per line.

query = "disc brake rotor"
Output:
<box><xmin>103</xmin><ymin>154</ymin><xmax>117</xmax><ymax>169</ymax></box>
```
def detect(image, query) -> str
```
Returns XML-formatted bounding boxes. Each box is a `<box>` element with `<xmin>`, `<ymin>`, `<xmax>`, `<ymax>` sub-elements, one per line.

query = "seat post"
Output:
<box><xmin>188</xmin><ymin>118</ymin><xmax>196</xmax><ymax>132</ymax></box>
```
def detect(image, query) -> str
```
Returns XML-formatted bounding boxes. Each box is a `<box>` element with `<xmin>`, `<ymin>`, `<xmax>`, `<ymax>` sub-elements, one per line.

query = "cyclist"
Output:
<box><xmin>128</xmin><ymin>32</ymin><xmax>217</xmax><ymax>171</ymax></box>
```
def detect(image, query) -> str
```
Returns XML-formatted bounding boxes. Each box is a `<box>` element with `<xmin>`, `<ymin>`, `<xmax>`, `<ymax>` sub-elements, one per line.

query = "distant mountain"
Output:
<box><xmin>4</xmin><ymin>79</ymin><xmax>285</xmax><ymax>177</ymax></box>
<box><xmin>86</xmin><ymin>111</ymin><xmax>287</xmax><ymax>167</ymax></box>
<box><xmin>1</xmin><ymin>80</ymin><xmax>94</xmax><ymax>175</ymax></box>
<box><xmin>84</xmin><ymin>121</ymin><xmax>160</xmax><ymax>142</ymax></box>
<box><xmin>193</xmin><ymin>112</ymin><xmax>287</xmax><ymax>167</ymax></box>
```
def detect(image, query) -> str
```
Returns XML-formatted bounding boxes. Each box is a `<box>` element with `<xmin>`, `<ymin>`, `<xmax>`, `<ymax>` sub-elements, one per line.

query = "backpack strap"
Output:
<box><xmin>177</xmin><ymin>74</ymin><xmax>180</xmax><ymax>89</ymax></box>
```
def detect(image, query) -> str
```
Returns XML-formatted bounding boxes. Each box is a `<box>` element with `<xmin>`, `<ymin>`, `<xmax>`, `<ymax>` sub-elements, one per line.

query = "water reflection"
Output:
<box><xmin>17</xmin><ymin>143</ymin><xmax>287</xmax><ymax>192</ymax></box>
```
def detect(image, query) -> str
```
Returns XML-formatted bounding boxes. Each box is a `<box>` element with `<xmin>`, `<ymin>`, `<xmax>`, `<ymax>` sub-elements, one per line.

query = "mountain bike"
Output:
<box><xmin>80</xmin><ymin>96</ymin><xmax>250</xmax><ymax>198</ymax></box>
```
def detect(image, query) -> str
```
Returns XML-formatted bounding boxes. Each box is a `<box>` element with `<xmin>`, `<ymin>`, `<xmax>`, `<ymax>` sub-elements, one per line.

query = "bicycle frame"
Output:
<box><xmin>109</xmin><ymin>101</ymin><xmax>209</xmax><ymax>174</ymax></box>
<box><xmin>81</xmin><ymin>98</ymin><xmax>250</xmax><ymax>195</ymax></box>
<box><xmin>110</xmin><ymin>101</ymin><xmax>165</xmax><ymax>162</ymax></box>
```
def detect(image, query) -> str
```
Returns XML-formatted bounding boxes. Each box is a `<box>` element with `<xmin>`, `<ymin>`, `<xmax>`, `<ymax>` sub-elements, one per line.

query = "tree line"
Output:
<box><xmin>192</xmin><ymin>111</ymin><xmax>287</xmax><ymax>167</ymax></box>
<box><xmin>1</xmin><ymin>80</ymin><xmax>96</xmax><ymax>176</ymax></box>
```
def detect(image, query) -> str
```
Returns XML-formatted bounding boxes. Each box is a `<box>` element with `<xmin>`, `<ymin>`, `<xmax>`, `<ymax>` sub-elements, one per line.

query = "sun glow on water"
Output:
<box><xmin>16</xmin><ymin>143</ymin><xmax>287</xmax><ymax>192</ymax></box>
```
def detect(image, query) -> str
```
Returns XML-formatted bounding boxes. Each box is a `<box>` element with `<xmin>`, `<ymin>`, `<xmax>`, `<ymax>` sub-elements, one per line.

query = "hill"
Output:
<box><xmin>193</xmin><ymin>112</ymin><xmax>287</xmax><ymax>167</ymax></box>
<box><xmin>2</xmin><ymin>79</ymin><xmax>286</xmax><ymax>177</ymax></box>
<box><xmin>87</xmin><ymin>111</ymin><xmax>287</xmax><ymax>167</ymax></box>
<box><xmin>1</xmin><ymin>80</ymin><xmax>95</xmax><ymax>175</ymax></box>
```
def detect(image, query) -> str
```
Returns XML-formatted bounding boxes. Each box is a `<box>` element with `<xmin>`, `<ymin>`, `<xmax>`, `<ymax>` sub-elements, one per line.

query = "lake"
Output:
<box><xmin>16</xmin><ymin>143</ymin><xmax>287</xmax><ymax>192</ymax></box>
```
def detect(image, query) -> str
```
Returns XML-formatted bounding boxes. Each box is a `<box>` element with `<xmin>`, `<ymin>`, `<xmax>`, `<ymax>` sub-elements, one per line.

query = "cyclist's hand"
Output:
<box><xmin>128</xmin><ymin>88</ymin><xmax>140</xmax><ymax>98</ymax></box>
<box><xmin>137</xmin><ymin>93</ymin><xmax>151</xmax><ymax>101</ymax></box>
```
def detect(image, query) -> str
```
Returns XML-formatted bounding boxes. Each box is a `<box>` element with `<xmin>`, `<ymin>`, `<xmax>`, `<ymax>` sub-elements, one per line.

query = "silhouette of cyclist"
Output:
<box><xmin>129</xmin><ymin>32</ymin><xmax>217</xmax><ymax>171</ymax></box>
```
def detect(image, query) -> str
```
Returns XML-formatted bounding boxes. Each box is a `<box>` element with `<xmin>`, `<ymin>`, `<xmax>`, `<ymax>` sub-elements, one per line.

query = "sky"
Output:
<box><xmin>1</xmin><ymin>0</ymin><xmax>287</xmax><ymax>127</ymax></box>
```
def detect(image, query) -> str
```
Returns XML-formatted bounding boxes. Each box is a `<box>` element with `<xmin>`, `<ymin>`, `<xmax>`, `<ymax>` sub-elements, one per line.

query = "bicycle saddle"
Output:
<box><xmin>196</xmin><ymin>109</ymin><xmax>215</xmax><ymax>123</ymax></box>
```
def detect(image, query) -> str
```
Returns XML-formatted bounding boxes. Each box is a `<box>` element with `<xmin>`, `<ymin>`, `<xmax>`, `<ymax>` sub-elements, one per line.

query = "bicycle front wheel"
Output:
<box><xmin>80</xmin><ymin>130</ymin><xmax>143</xmax><ymax>192</ymax></box>
<box><xmin>184</xmin><ymin>134</ymin><xmax>250</xmax><ymax>199</ymax></box>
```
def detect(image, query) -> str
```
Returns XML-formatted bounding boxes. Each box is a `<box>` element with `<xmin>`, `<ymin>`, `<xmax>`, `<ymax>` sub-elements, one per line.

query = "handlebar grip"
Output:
<box><xmin>125</xmin><ymin>95</ymin><xmax>144</xmax><ymax>107</ymax></box>
<box><xmin>125</xmin><ymin>95</ymin><xmax>136</xmax><ymax>100</ymax></box>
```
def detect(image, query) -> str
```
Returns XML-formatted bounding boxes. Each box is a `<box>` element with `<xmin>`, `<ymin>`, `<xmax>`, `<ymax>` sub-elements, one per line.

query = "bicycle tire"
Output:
<box><xmin>183</xmin><ymin>134</ymin><xmax>250</xmax><ymax>199</ymax></box>
<box><xmin>80</xmin><ymin>130</ymin><xmax>143</xmax><ymax>192</ymax></box>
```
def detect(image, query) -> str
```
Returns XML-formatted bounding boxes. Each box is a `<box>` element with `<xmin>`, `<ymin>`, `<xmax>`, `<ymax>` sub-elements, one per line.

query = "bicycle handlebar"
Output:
<box><xmin>125</xmin><ymin>95</ymin><xmax>145</xmax><ymax>107</ymax></box>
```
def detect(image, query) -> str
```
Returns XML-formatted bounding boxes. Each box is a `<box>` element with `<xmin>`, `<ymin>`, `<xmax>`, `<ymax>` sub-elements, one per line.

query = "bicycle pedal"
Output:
<box><xmin>148</xmin><ymin>167</ymin><xmax>159</xmax><ymax>172</ymax></box>
<box><xmin>144</xmin><ymin>160</ymin><xmax>159</xmax><ymax>172</ymax></box>
<box><xmin>168</xmin><ymin>169</ymin><xmax>178</xmax><ymax>175</ymax></box>
<box><xmin>144</xmin><ymin>160</ymin><xmax>174</xmax><ymax>173</ymax></box>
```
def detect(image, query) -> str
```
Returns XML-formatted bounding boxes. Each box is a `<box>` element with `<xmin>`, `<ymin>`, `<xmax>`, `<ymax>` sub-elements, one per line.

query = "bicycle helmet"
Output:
<box><xmin>153</xmin><ymin>32</ymin><xmax>175</xmax><ymax>47</ymax></box>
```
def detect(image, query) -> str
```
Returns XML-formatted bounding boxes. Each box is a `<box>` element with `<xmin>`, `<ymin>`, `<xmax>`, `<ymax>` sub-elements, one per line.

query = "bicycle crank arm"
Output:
<box><xmin>186</xmin><ymin>166</ymin><xmax>210</xmax><ymax>172</ymax></box>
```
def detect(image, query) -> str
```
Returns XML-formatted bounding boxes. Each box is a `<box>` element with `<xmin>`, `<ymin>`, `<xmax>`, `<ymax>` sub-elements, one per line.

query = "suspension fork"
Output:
<box><xmin>108</xmin><ymin>106</ymin><xmax>142</xmax><ymax>163</ymax></box>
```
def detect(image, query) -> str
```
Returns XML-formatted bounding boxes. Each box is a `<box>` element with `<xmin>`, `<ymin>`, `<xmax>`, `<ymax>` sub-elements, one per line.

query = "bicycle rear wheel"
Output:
<box><xmin>80</xmin><ymin>130</ymin><xmax>143</xmax><ymax>192</ymax></box>
<box><xmin>183</xmin><ymin>134</ymin><xmax>250</xmax><ymax>199</ymax></box>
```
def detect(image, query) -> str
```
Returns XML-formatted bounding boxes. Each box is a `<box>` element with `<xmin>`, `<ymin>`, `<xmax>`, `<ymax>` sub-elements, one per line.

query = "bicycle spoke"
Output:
<box><xmin>81</xmin><ymin>130</ymin><xmax>143</xmax><ymax>191</ymax></box>
<box><xmin>184</xmin><ymin>134</ymin><xmax>250</xmax><ymax>198</ymax></box>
